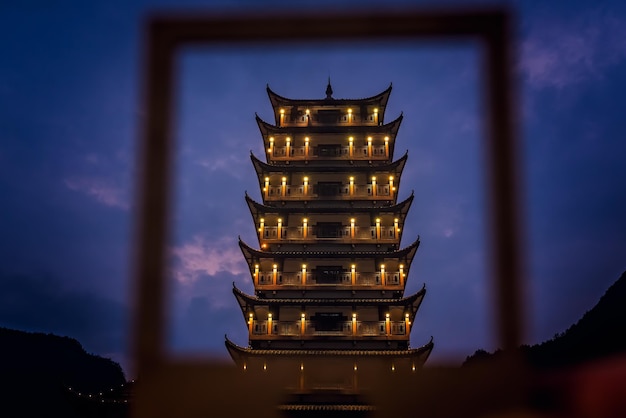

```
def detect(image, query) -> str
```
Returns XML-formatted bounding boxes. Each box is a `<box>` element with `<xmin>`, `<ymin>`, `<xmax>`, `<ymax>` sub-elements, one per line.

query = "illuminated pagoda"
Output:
<box><xmin>226</xmin><ymin>81</ymin><xmax>433</xmax><ymax>404</ymax></box>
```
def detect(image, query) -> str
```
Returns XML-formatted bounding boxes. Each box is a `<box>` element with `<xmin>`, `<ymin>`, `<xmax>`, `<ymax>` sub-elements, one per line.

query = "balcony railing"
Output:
<box><xmin>250</xmin><ymin>320</ymin><xmax>407</xmax><ymax>338</ymax></box>
<box><xmin>255</xmin><ymin>271</ymin><xmax>403</xmax><ymax>287</ymax></box>
<box><xmin>270</xmin><ymin>145</ymin><xmax>388</xmax><ymax>160</ymax></box>
<box><xmin>264</xmin><ymin>184</ymin><xmax>391</xmax><ymax>200</ymax></box>
<box><xmin>259</xmin><ymin>226</ymin><xmax>398</xmax><ymax>242</ymax></box>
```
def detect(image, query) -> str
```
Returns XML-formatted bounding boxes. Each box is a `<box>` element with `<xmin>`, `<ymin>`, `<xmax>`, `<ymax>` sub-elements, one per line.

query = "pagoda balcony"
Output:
<box><xmin>254</xmin><ymin>271</ymin><xmax>405</xmax><ymax>288</ymax></box>
<box><xmin>269</xmin><ymin>145</ymin><xmax>389</xmax><ymax>160</ymax></box>
<box><xmin>250</xmin><ymin>320</ymin><xmax>408</xmax><ymax>339</ymax></box>
<box><xmin>264</xmin><ymin>184</ymin><xmax>392</xmax><ymax>200</ymax></box>
<box><xmin>259</xmin><ymin>226</ymin><xmax>399</xmax><ymax>242</ymax></box>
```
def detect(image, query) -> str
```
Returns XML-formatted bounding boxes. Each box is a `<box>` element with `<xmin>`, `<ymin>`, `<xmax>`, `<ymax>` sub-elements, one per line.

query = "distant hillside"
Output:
<box><xmin>464</xmin><ymin>270</ymin><xmax>626</xmax><ymax>368</ymax></box>
<box><xmin>0</xmin><ymin>327</ymin><xmax>126</xmax><ymax>417</ymax></box>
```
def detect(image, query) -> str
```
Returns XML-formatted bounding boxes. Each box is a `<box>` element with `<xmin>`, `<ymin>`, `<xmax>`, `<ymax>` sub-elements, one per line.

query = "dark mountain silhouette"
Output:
<box><xmin>0</xmin><ymin>327</ymin><xmax>125</xmax><ymax>417</ymax></box>
<box><xmin>464</xmin><ymin>270</ymin><xmax>626</xmax><ymax>369</ymax></box>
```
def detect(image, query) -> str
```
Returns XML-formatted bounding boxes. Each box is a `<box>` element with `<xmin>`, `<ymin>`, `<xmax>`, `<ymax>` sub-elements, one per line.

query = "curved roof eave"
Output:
<box><xmin>225</xmin><ymin>335</ymin><xmax>434</xmax><ymax>359</ymax></box>
<box><xmin>251</xmin><ymin>151</ymin><xmax>408</xmax><ymax>175</ymax></box>
<box><xmin>232</xmin><ymin>282</ymin><xmax>425</xmax><ymax>306</ymax></box>
<box><xmin>266</xmin><ymin>83</ymin><xmax>392</xmax><ymax>108</ymax></box>
<box><xmin>255</xmin><ymin>113</ymin><xmax>403</xmax><ymax>136</ymax></box>
<box><xmin>238</xmin><ymin>236</ymin><xmax>420</xmax><ymax>260</ymax></box>
<box><xmin>245</xmin><ymin>193</ymin><xmax>414</xmax><ymax>217</ymax></box>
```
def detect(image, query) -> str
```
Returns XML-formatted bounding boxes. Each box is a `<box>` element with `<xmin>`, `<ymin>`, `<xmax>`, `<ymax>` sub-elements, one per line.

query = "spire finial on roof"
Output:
<box><xmin>325</xmin><ymin>77</ymin><xmax>333</xmax><ymax>99</ymax></box>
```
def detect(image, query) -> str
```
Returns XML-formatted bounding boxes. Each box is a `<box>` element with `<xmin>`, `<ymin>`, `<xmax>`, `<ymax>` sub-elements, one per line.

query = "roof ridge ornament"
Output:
<box><xmin>325</xmin><ymin>77</ymin><xmax>333</xmax><ymax>99</ymax></box>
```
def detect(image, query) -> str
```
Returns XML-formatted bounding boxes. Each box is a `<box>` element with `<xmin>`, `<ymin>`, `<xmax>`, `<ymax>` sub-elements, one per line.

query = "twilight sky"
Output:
<box><xmin>1</xmin><ymin>0</ymin><xmax>625</xmax><ymax>376</ymax></box>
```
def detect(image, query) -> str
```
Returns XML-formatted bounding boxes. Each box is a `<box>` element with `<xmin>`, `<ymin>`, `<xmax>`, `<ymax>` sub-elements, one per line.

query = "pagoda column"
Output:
<box><xmin>384</xmin><ymin>136</ymin><xmax>389</xmax><ymax>157</ymax></box>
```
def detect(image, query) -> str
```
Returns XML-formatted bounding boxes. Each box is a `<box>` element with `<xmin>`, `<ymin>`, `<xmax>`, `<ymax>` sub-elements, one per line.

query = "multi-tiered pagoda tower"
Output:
<box><xmin>226</xmin><ymin>81</ymin><xmax>433</xmax><ymax>393</ymax></box>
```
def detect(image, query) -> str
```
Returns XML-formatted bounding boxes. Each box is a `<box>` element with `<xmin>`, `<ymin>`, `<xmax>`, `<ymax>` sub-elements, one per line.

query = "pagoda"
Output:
<box><xmin>225</xmin><ymin>81</ymin><xmax>433</xmax><ymax>400</ymax></box>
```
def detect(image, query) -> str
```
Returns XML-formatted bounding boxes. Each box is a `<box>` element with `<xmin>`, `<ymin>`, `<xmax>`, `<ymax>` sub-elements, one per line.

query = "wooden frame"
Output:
<box><xmin>132</xmin><ymin>8</ymin><xmax>523</xmax><ymax>417</ymax></box>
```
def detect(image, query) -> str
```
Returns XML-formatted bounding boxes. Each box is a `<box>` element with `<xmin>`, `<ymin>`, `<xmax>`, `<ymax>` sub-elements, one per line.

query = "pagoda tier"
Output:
<box><xmin>252</xmin><ymin>152</ymin><xmax>407</xmax><ymax>206</ymax></box>
<box><xmin>266</xmin><ymin>84</ymin><xmax>393</xmax><ymax>127</ymax></box>
<box><xmin>225</xmin><ymin>336</ymin><xmax>433</xmax><ymax>369</ymax></box>
<box><xmin>233</xmin><ymin>285</ymin><xmax>423</xmax><ymax>351</ymax></box>
<box><xmin>256</xmin><ymin>114</ymin><xmax>402</xmax><ymax>163</ymax></box>
<box><xmin>245</xmin><ymin>193</ymin><xmax>413</xmax><ymax>252</ymax></box>
<box><xmin>238</xmin><ymin>238</ymin><xmax>418</xmax><ymax>297</ymax></box>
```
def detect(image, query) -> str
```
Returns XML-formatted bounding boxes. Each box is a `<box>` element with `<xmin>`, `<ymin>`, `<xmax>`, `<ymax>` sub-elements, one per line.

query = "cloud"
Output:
<box><xmin>520</xmin><ymin>13</ymin><xmax>626</xmax><ymax>89</ymax></box>
<box><xmin>64</xmin><ymin>177</ymin><xmax>129</xmax><ymax>210</ymax></box>
<box><xmin>170</xmin><ymin>235</ymin><xmax>248</xmax><ymax>285</ymax></box>
<box><xmin>196</xmin><ymin>154</ymin><xmax>249</xmax><ymax>179</ymax></box>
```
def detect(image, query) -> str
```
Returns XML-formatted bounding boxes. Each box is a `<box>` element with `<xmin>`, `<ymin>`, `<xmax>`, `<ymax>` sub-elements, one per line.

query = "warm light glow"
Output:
<box><xmin>305</xmin><ymin>109</ymin><xmax>310</xmax><ymax>115</ymax></box>
<box><xmin>372</xmin><ymin>176</ymin><xmax>376</xmax><ymax>181</ymax></box>
<box><xmin>265</xmin><ymin>177</ymin><xmax>269</xmax><ymax>182</ymax></box>
<box><xmin>347</xmin><ymin>108</ymin><xmax>352</xmax><ymax>114</ymax></box>
<box><xmin>391</xmin><ymin>364</ymin><xmax>395</xmax><ymax>371</ymax></box>
<box><xmin>349</xmin><ymin>176</ymin><xmax>354</xmax><ymax>181</ymax></box>
<box><xmin>300</xmin><ymin>363</ymin><xmax>304</xmax><ymax>371</ymax></box>
<box><xmin>301</xmin><ymin>313</ymin><xmax>305</xmax><ymax>319</ymax></box>
<box><xmin>269</xmin><ymin>137</ymin><xmax>274</xmax><ymax>142</ymax></box>
<box><xmin>249</xmin><ymin>312</ymin><xmax>253</xmax><ymax>318</ymax></box>
<box><xmin>303</xmin><ymin>176</ymin><xmax>308</xmax><ymax>182</ymax></box>
<box><xmin>386</xmin><ymin>313</ymin><xmax>390</xmax><ymax>319</ymax></box>
<box><xmin>389</xmin><ymin>176</ymin><xmax>394</xmax><ymax>181</ymax></box>
<box><xmin>263</xmin><ymin>363</ymin><xmax>267</xmax><ymax>371</ymax></box>
<box><xmin>279</xmin><ymin>109</ymin><xmax>284</xmax><ymax>114</ymax></box>
<box><xmin>243</xmin><ymin>363</ymin><xmax>247</xmax><ymax>370</ymax></box>
<box><xmin>374</xmin><ymin>108</ymin><xmax>378</xmax><ymax>113</ymax></box>
<box><xmin>384</xmin><ymin>136</ymin><xmax>389</xmax><ymax>142</ymax></box>
<box><xmin>282</xmin><ymin>177</ymin><xmax>286</xmax><ymax>182</ymax></box>
<box><xmin>406</xmin><ymin>313</ymin><xmax>410</xmax><ymax>318</ymax></box>
<box><xmin>286</xmin><ymin>137</ymin><xmax>291</xmax><ymax>143</ymax></box>
<box><xmin>412</xmin><ymin>364</ymin><xmax>416</xmax><ymax>372</ymax></box>
<box><xmin>305</xmin><ymin>137</ymin><xmax>309</xmax><ymax>142</ymax></box>
<box><xmin>354</xmin><ymin>364</ymin><xmax>358</xmax><ymax>371</ymax></box>
<box><xmin>350</xmin><ymin>218</ymin><xmax>355</xmax><ymax>223</ymax></box>
<box><xmin>376</xmin><ymin>218</ymin><xmax>380</xmax><ymax>223</ymax></box>
<box><xmin>349</xmin><ymin>136</ymin><xmax>353</xmax><ymax>142</ymax></box>
<box><xmin>352</xmin><ymin>313</ymin><xmax>357</xmax><ymax>319</ymax></box>
<box><xmin>268</xmin><ymin>313</ymin><xmax>272</xmax><ymax>319</ymax></box>
<box><xmin>367</xmin><ymin>136</ymin><xmax>372</xmax><ymax>142</ymax></box>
